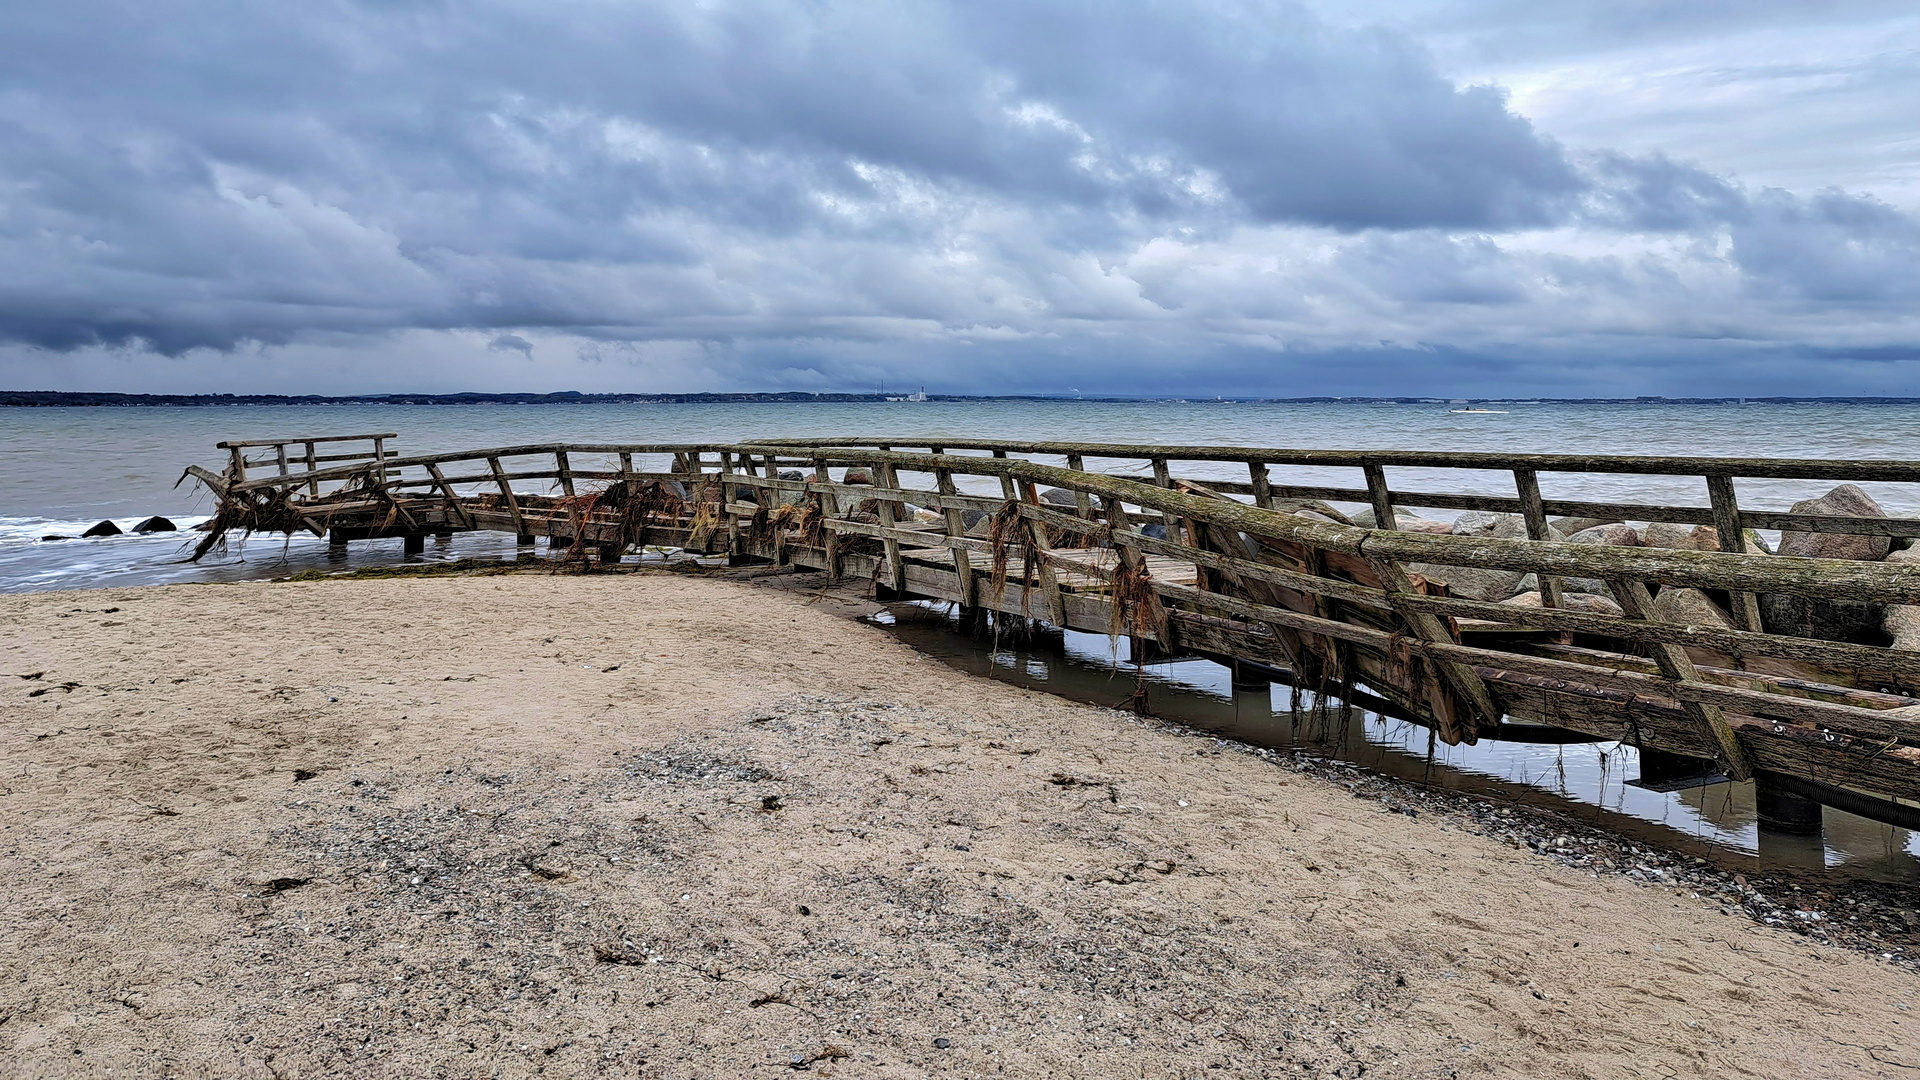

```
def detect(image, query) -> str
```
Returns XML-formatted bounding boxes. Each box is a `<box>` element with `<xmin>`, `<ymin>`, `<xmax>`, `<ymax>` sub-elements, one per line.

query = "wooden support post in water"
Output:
<box><xmin>1248</xmin><ymin>460</ymin><xmax>1273</xmax><ymax>510</ymax></box>
<box><xmin>1365</xmin><ymin>556</ymin><xmax>1499</xmax><ymax>743</ymax></box>
<box><xmin>936</xmin><ymin>466</ymin><xmax>977</xmax><ymax>607</ymax></box>
<box><xmin>1607</xmin><ymin>576</ymin><xmax>1755</xmax><ymax>781</ymax></box>
<box><xmin>1513</xmin><ymin>467</ymin><xmax>1563</xmax><ymax>608</ymax></box>
<box><xmin>1363</xmin><ymin>463</ymin><xmax>1397</xmax><ymax>531</ymax></box>
<box><xmin>403</xmin><ymin>533</ymin><xmax>425</xmax><ymax>556</ymax></box>
<box><xmin>1707</xmin><ymin>474</ymin><xmax>1766</xmax><ymax>632</ymax></box>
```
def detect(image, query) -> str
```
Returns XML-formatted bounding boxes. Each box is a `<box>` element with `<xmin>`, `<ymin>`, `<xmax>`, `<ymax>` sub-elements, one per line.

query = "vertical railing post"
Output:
<box><xmin>1066</xmin><ymin>454</ymin><xmax>1094</xmax><ymax>518</ymax></box>
<box><xmin>720</xmin><ymin>450</ymin><xmax>742</xmax><ymax>559</ymax></box>
<box><xmin>1513</xmin><ymin>468</ymin><xmax>1562</xmax><ymax>608</ymax></box>
<box><xmin>372</xmin><ymin>436</ymin><xmax>388</xmax><ymax>484</ymax></box>
<box><xmin>1150</xmin><ymin>456</ymin><xmax>1176</xmax><ymax>528</ymax></box>
<box><xmin>1706</xmin><ymin>474</ymin><xmax>1765</xmax><ymax>632</ymax></box>
<box><xmin>936</xmin><ymin>465</ymin><xmax>976</xmax><ymax>608</ymax></box>
<box><xmin>813</xmin><ymin>456</ymin><xmax>841</xmax><ymax>582</ymax></box>
<box><xmin>488</xmin><ymin>456</ymin><xmax>531</xmax><ymax>545</ymax></box>
<box><xmin>1248</xmin><ymin>460</ymin><xmax>1273</xmax><ymax>510</ymax></box>
<box><xmin>874</xmin><ymin>459</ymin><xmax>906</xmax><ymax>597</ymax></box>
<box><xmin>303</xmin><ymin>441</ymin><xmax>318</xmax><ymax>497</ymax></box>
<box><xmin>554</xmin><ymin>450</ymin><xmax>575</xmax><ymax>498</ymax></box>
<box><xmin>1363</xmin><ymin>463</ymin><xmax>1397</xmax><ymax>531</ymax></box>
<box><xmin>1020</xmin><ymin>480</ymin><xmax>1068</xmax><ymax>624</ymax></box>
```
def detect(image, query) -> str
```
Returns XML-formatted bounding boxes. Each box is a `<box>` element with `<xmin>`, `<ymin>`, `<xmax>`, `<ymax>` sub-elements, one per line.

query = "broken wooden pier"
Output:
<box><xmin>187</xmin><ymin>433</ymin><xmax>1920</xmax><ymax>823</ymax></box>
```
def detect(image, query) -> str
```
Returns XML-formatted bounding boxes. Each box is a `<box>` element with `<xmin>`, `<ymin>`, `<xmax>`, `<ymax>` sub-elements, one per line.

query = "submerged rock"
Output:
<box><xmin>131</xmin><ymin>515</ymin><xmax>177</xmax><ymax>534</ymax></box>
<box><xmin>81</xmin><ymin>520</ymin><xmax>122</xmax><ymax>538</ymax></box>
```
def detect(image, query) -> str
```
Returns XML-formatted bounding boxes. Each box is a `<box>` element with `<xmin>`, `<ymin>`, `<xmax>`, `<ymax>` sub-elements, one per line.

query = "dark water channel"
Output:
<box><xmin>867</xmin><ymin>601</ymin><xmax>1920</xmax><ymax>886</ymax></box>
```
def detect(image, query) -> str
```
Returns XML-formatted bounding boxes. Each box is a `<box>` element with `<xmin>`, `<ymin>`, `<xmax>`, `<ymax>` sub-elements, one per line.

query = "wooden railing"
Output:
<box><xmin>190</xmin><ymin>436</ymin><xmax>1920</xmax><ymax>804</ymax></box>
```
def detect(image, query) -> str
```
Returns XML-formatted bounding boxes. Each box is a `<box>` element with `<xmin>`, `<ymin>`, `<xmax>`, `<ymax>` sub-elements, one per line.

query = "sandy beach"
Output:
<box><xmin>3</xmin><ymin>569</ymin><xmax>1917</xmax><ymax>1078</ymax></box>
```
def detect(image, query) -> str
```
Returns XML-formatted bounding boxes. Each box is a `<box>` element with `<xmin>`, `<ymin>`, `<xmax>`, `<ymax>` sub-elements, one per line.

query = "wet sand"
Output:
<box><xmin>2</xmin><ymin>572</ymin><xmax>1917</xmax><ymax>1078</ymax></box>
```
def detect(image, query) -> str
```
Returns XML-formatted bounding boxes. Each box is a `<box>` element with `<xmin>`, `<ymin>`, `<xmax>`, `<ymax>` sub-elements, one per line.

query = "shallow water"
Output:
<box><xmin>869</xmin><ymin>602</ymin><xmax>1920</xmax><ymax>885</ymax></box>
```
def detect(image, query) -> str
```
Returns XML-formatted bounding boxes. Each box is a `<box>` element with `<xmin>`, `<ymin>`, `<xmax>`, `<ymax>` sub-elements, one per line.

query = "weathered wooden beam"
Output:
<box><xmin>1513</xmin><ymin>467</ymin><xmax>1563</xmax><ymax>608</ymax></box>
<box><xmin>1608</xmin><ymin>577</ymin><xmax>1754</xmax><ymax>780</ymax></box>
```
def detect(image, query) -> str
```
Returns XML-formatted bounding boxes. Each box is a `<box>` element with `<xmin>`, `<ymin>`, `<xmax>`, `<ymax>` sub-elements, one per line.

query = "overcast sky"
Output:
<box><xmin>2</xmin><ymin>0</ymin><xmax>1916</xmax><ymax>397</ymax></box>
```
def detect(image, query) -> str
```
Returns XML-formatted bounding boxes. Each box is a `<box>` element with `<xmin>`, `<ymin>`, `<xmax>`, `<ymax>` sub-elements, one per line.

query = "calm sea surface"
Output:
<box><xmin>4</xmin><ymin>399</ymin><xmax>1919</xmax><ymax>877</ymax></box>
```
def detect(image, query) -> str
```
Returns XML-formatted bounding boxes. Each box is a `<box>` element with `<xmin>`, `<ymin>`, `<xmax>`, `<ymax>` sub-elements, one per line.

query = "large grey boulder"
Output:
<box><xmin>1567</xmin><ymin>523</ymin><xmax>1641</xmax><ymax>548</ymax></box>
<box><xmin>1649</xmin><ymin>587</ymin><xmax>1735</xmax><ymax>630</ymax></box>
<box><xmin>1349</xmin><ymin>507</ymin><xmax>1452</xmax><ymax>533</ymax></box>
<box><xmin>1514</xmin><ymin>572</ymin><xmax>1611</xmax><ymax>598</ymax></box>
<box><xmin>1884</xmin><ymin>548</ymin><xmax>1920</xmax><ymax>651</ymax></box>
<box><xmin>1451</xmin><ymin>511</ymin><xmax>1526</xmax><ymax>539</ymax></box>
<box><xmin>1762</xmin><ymin>483</ymin><xmax>1892</xmax><ymax>644</ymax></box>
<box><xmin>1407</xmin><ymin>562</ymin><xmax>1528</xmax><ymax>602</ymax></box>
<box><xmin>1551</xmin><ymin>516</ymin><xmax>1623</xmax><ymax>536</ymax></box>
<box><xmin>1775</xmin><ymin>483</ymin><xmax>1890</xmax><ymax>561</ymax></box>
<box><xmin>1640</xmin><ymin>522</ymin><xmax>1718</xmax><ymax>551</ymax></box>
<box><xmin>1501</xmin><ymin>591</ymin><xmax>1624</xmax><ymax>616</ymax></box>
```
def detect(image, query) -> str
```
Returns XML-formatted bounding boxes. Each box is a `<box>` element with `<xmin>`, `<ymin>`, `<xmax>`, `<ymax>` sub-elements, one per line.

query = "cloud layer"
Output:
<box><xmin>0</xmin><ymin>0</ymin><xmax>1915</xmax><ymax>394</ymax></box>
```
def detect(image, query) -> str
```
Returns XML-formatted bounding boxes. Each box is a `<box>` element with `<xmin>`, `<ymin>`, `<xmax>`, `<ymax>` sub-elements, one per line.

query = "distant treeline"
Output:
<box><xmin>8</xmin><ymin>390</ymin><xmax>1920</xmax><ymax>407</ymax></box>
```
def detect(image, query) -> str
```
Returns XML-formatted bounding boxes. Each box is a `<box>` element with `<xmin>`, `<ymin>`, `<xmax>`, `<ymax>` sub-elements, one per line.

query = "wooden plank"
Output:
<box><xmin>1608</xmin><ymin>577</ymin><xmax>1754</xmax><ymax>780</ymax></box>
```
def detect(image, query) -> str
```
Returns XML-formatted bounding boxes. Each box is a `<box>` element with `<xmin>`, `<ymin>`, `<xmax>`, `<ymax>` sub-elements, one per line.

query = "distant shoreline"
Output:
<box><xmin>9</xmin><ymin>390</ymin><xmax>1920</xmax><ymax>408</ymax></box>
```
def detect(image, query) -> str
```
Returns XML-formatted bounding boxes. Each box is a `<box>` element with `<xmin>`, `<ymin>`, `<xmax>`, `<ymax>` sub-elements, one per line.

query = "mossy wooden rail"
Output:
<box><xmin>187</xmin><ymin>434</ymin><xmax>1920</xmax><ymax>813</ymax></box>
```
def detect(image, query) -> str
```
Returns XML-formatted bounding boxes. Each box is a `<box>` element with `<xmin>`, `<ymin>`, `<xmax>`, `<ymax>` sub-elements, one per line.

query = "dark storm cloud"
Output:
<box><xmin>0</xmin><ymin>0</ymin><xmax>1914</xmax><ymax>393</ymax></box>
